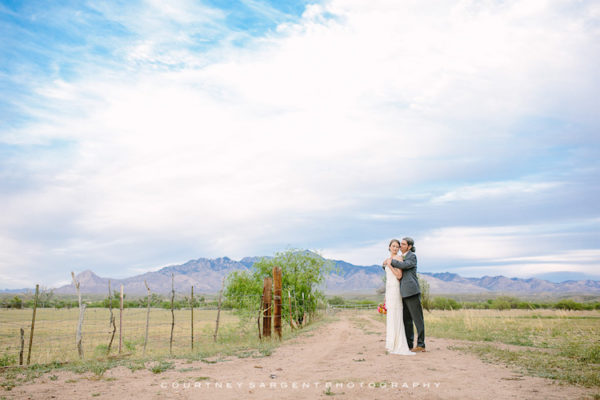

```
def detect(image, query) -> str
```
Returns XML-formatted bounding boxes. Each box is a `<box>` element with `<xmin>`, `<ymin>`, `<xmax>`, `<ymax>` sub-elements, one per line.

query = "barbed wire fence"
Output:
<box><xmin>0</xmin><ymin>275</ymin><xmax>328</xmax><ymax>367</ymax></box>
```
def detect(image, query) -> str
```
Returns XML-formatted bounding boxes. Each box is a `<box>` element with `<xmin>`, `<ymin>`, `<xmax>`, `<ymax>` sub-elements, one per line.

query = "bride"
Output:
<box><xmin>383</xmin><ymin>239</ymin><xmax>415</xmax><ymax>355</ymax></box>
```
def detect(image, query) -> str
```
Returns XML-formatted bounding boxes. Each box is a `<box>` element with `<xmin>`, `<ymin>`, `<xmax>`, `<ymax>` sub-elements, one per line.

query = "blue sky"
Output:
<box><xmin>1</xmin><ymin>0</ymin><xmax>599</xmax><ymax>288</ymax></box>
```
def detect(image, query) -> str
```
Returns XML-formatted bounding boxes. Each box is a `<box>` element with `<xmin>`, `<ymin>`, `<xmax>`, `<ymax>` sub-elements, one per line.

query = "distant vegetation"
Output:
<box><xmin>3</xmin><ymin>283</ymin><xmax>599</xmax><ymax>312</ymax></box>
<box><xmin>0</xmin><ymin>290</ymin><xmax>211</xmax><ymax>310</ymax></box>
<box><xmin>325</xmin><ymin>294</ymin><xmax>600</xmax><ymax>311</ymax></box>
<box><xmin>3</xmin><ymin>292</ymin><xmax>599</xmax><ymax>311</ymax></box>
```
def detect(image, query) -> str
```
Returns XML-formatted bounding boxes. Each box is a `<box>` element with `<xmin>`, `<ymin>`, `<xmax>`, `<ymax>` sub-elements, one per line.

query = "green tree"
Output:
<box><xmin>9</xmin><ymin>296</ymin><xmax>23</xmax><ymax>309</ymax></box>
<box><xmin>38</xmin><ymin>287</ymin><xmax>54</xmax><ymax>308</ymax></box>
<box><xmin>432</xmin><ymin>297</ymin><xmax>462</xmax><ymax>310</ymax></box>
<box><xmin>492</xmin><ymin>296</ymin><xmax>519</xmax><ymax>310</ymax></box>
<box><xmin>327</xmin><ymin>296</ymin><xmax>345</xmax><ymax>306</ymax></box>
<box><xmin>491</xmin><ymin>298</ymin><xmax>511</xmax><ymax>310</ymax></box>
<box><xmin>554</xmin><ymin>299</ymin><xmax>583</xmax><ymax>310</ymax></box>
<box><xmin>224</xmin><ymin>250</ymin><xmax>334</xmax><ymax>324</ymax></box>
<box><xmin>418</xmin><ymin>274</ymin><xmax>431</xmax><ymax>312</ymax></box>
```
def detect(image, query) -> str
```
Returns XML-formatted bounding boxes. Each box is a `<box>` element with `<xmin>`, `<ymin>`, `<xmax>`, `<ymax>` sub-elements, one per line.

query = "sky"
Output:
<box><xmin>1</xmin><ymin>0</ymin><xmax>599</xmax><ymax>289</ymax></box>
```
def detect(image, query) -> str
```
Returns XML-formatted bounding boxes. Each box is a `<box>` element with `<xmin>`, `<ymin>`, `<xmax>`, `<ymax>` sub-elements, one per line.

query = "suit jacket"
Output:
<box><xmin>390</xmin><ymin>251</ymin><xmax>420</xmax><ymax>298</ymax></box>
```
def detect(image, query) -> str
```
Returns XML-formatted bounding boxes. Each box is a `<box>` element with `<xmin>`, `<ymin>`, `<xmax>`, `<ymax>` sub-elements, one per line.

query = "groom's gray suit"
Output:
<box><xmin>391</xmin><ymin>251</ymin><xmax>425</xmax><ymax>349</ymax></box>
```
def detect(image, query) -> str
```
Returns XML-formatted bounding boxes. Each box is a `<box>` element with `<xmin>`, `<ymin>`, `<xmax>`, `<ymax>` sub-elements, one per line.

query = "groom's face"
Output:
<box><xmin>400</xmin><ymin>240</ymin><xmax>410</xmax><ymax>253</ymax></box>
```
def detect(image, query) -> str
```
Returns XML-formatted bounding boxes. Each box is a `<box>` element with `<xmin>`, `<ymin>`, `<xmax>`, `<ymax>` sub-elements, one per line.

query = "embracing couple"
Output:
<box><xmin>382</xmin><ymin>237</ymin><xmax>426</xmax><ymax>355</ymax></box>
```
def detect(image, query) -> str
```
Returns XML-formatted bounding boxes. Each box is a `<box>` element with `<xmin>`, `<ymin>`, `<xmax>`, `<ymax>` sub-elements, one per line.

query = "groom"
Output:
<box><xmin>385</xmin><ymin>237</ymin><xmax>426</xmax><ymax>352</ymax></box>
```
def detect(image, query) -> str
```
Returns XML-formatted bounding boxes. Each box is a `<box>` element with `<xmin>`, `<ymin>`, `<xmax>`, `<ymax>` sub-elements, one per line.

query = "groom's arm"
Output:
<box><xmin>390</xmin><ymin>253</ymin><xmax>417</xmax><ymax>270</ymax></box>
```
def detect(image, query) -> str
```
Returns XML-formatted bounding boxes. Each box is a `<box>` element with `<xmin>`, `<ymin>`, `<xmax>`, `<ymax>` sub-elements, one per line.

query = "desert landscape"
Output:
<box><xmin>2</xmin><ymin>309</ymin><xmax>598</xmax><ymax>400</ymax></box>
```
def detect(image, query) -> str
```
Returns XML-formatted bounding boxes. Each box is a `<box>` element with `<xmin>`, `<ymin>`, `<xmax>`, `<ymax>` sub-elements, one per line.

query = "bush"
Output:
<box><xmin>327</xmin><ymin>296</ymin><xmax>345</xmax><ymax>305</ymax></box>
<box><xmin>0</xmin><ymin>353</ymin><xmax>16</xmax><ymax>367</ymax></box>
<box><xmin>554</xmin><ymin>299</ymin><xmax>583</xmax><ymax>310</ymax></box>
<box><xmin>8</xmin><ymin>296</ymin><xmax>23</xmax><ymax>309</ymax></box>
<box><xmin>517</xmin><ymin>302</ymin><xmax>537</xmax><ymax>310</ymax></box>
<box><xmin>432</xmin><ymin>297</ymin><xmax>462</xmax><ymax>310</ymax></box>
<box><xmin>418</xmin><ymin>274</ymin><xmax>432</xmax><ymax>312</ymax></box>
<box><xmin>492</xmin><ymin>299</ymin><xmax>511</xmax><ymax>310</ymax></box>
<box><xmin>352</xmin><ymin>299</ymin><xmax>377</xmax><ymax>306</ymax></box>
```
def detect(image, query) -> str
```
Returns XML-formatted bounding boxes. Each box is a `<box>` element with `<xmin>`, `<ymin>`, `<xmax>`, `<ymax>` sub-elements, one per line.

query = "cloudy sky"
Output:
<box><xmin>1</xmin><ymin>0</ymin><xmax>599</xmax><ymax>288</ymax></box>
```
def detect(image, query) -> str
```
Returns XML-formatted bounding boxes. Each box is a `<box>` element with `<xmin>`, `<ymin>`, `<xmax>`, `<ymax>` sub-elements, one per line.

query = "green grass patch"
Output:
<box><xmin>149</xmin><ymin>360</ymin><xmax>173</xmax><ymax>374</ymax></box>
<box><xmin>426</xmin><ymin>309</ymin><xmax>600</xmax><ymax>387</ymax></box>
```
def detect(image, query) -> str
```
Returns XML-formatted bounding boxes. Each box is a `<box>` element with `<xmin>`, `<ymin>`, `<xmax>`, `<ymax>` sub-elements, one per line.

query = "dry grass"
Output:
<box><xmin>420</xmin><ymin>309</ymin><xmax>600</xmax><ymax>387</ymax></box>
<box><xmin>0</xmin><ymin>308</ymin><xmax>240</xmax><ymax>365</ymax></box>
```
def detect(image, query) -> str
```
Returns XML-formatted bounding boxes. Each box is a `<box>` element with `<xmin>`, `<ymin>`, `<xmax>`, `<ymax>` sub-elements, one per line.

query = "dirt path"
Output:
<box><xmin>4</xmin><ymin>310</ymin><xmax>597</xmax><ymax>399</ymax></box>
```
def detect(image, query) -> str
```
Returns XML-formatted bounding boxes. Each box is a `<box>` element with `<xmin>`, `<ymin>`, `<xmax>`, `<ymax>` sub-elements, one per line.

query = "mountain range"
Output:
<box><xmin>40</xmin><ymin>255</ymin><xmax>600</xmax><ymax>295</ymax></box>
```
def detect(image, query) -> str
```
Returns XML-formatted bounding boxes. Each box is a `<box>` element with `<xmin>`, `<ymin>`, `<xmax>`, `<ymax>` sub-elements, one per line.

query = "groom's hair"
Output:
<box><xmin>402</xmin><ymin>237</ymin><xmax>415</xmax><ymax>252</ymax></box>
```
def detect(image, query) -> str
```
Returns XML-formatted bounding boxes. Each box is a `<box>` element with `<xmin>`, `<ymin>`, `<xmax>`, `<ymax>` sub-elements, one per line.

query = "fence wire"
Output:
<box><xmin>0</xmin><ymin>291</ymin><xmax>324</xmax><ymax>366</ymax></box>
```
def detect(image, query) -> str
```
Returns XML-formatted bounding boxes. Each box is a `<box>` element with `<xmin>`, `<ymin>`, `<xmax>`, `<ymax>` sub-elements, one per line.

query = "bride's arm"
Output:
<box><xmin>388</xmin><ymin>258</ymin><xmax>403</xmax><ymax>280</ymax></box>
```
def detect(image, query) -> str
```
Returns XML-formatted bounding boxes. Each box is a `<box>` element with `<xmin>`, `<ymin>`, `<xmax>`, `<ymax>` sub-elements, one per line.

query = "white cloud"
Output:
<box><xmin>1</xmin><ymin>0</ymin><xmax>599</xmax><ymax>287</ymax></box>
<box><xmin>491</xmin><ymin>249</ymin><xmax>600</xmax><ymax>265</ymax></box>
<box><xmin>431</xmin><ymin>181</ymin><xmax>562</xmax><ymax>204</ymax></box>
<box><xmin>454</xmin><ymin>260</ymin><xmax>600</xmax><ymax>279</ymax></box>
<box><xmin>322</xmin><ymin>240</ymin><xmax>389</xmax><ymax>266</ymax></box>
<box><xmin>322</xmin><ymin>226</ymin><xmax>600</xmax><ymax>277</ymax></box>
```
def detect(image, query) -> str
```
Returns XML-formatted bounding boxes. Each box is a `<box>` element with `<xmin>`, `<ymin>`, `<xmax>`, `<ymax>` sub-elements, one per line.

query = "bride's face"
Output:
<box><xmin>389</xmin><ymin>241</ymin><xmax>400</xmax><ymax>255</ymax></box>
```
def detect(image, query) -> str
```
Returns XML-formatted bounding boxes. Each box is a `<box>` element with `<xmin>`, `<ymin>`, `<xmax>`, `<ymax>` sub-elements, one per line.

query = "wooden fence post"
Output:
<box><xmin>305</xmin><ymin>293</ymin><xmax>310</xmax><ymax>325</ymax></box>
<box><xmin>19</xmin><ymin>328</ymin><xmax>24</xmax><ymax>365</ymax></box>
<box><xmin>293</xmin><ymin>289</ymin><xmax>300</xmax><ymax>327</ymax></box>
<box><xmin>262</xmin><ymin>277</ymin><xmax>272</xmax><ymax>338</ymax></box>
<box><xmin>107</xmin><ymin>280</ymin><xmax>116</xmax><ymax>355</ymax></box>
<box><xmin>26</xmin><ymin>284</ymin><xmax>39</xmax><ymax>365</ymax></box>
<box><xmin>169</xmin><ymin>274</ymin><xmax>175</xmax><ymax>356</ymax></box>
<box><xmin>190</xmin><ymin>285</ymin><xmax>194</xmax><ymax>350</ymax></box>
<box><xmin>257</xmin><ymin>295</ymin><xmax>263</xmax><ymax>340</ymax></box>
<box><xmin>119</xmin><ymin>284</ymin><xmax>123</xmax><ymax>354</ymax></box>
<box><xmin>213</xmin><ymin>278</ymin><xmax>225</xmax><ymax>342</ymax></box>
<box><xmin>71</xmin><ymin>272</ymin><xmax>85</xmax><ymax>360</ymax></box>
<box><xmin>143</xmin><ymin>280</ymin><xmax>150</xmax><ymax>355</ymax></box>
<box><xmin>288</xmin><ymin>290</ymin><xmax>296</xmax><ymax>329</ymax></box>
<box><xmin>273</xmin><ymin>266</ymin><xmax>282</xmax><ymax>339</ymax></box>
<box><xmin>302</xmin><ymin>292</ymin><xmax>307</xmax><ymax>327</ymax></box>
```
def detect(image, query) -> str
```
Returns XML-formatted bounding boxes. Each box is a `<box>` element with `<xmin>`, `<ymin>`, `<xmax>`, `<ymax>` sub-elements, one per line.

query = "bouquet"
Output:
<box><xmin>378</xmin><ymin>302</ymin><xmax>387</xmax><ymax>314</ymax></box>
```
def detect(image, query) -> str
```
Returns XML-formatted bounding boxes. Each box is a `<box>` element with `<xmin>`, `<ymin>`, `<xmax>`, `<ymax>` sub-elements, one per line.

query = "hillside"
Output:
<box><xmin>48</xmin><ymin>256</ymin><xmax>600</xmax><ymax>295</ymax></box>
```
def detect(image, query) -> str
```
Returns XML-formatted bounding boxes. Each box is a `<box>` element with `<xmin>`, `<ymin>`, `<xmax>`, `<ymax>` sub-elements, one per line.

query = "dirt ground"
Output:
<box><xmin>3</xmin><ymin>310</ymin><xmax>597</xmax><ymax>400</ymax></box>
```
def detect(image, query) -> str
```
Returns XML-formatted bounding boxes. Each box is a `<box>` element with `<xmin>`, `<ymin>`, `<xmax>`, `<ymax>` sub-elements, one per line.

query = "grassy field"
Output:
<box><xmin>0</xmin><ymin>307</ymin><xmax>331</xmax><ymax>392</ymax></box>
<box><xmin>0</xmin><ymin>308</ymin><xmax>255</xmax><ymax>366</ymax></box>
<box><xmin>410</xmin><ymin>309</ymin><xmax>600</xmax><ymax>387</ymax></box>
<box><xmin>2</xmin><ymin>307</ymin><xmax>599</xmax><ymax>390</ymax></box>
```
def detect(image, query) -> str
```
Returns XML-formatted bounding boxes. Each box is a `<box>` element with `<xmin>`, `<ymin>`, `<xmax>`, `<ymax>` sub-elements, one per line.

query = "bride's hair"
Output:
<box><xmin>389</xmin><ymin>239</ymin><xmax>401</xmax><ymax>249</ymax></box>
<box><xmin>402</xmin><ymin>237</ymin><xmax>415</xmax><ymax>252</ymax></box>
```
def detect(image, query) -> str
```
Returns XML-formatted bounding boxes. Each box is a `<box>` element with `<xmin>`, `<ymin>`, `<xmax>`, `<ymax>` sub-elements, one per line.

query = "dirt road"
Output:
<box><xmin>4</xmin><ymin>311</ymin><xmax>596</xmax><ymax>399</ymax></box>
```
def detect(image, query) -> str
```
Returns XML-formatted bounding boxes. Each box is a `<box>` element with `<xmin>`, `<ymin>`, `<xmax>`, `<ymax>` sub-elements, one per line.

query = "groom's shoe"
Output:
<box><xmin>413</xmin><ymin>347</ymin><xmax>426</xmax><ymax>352</ymax></box>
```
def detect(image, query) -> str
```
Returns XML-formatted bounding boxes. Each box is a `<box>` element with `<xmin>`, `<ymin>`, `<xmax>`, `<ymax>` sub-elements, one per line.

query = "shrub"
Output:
<box><xmin>8</xmin><ymin>296</ymin><xmax>23</xmax><ymax>309</ymax></box>
<box><xmin>0</xmin><ymin>352</ymin><xmax>16</xmax><ymax>367</ymax></box>
<box><xmin>432</xmin><ymin>297</ymin><xmax>462</xmax><ymax>310</ymax></box>
<box><xmin>554</xmin><ymin>299</ymin><xmax>583</xmax><ymax>310</ymax></box>
<box><xmin>327</xmin><ymin>296</ymin><xmax>345</xmax><ymax>305</ymax></box>
<box><xmin>491</xmin><ymin>299</ymin><xmax>511</xmax><ymax>310</ymax></box>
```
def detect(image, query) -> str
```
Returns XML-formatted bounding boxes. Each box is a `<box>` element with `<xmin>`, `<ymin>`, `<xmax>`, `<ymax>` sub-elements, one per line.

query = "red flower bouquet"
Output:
<box><xmin>378</xmin><ymin>302</ymin><xmax>387</xmax><ymax>314</ymax></box>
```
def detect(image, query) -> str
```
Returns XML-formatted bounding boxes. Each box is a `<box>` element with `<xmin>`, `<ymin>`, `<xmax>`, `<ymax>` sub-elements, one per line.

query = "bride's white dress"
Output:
<box><xmin>385</xmin><ymin>266</ymin><xmax>415</xmax><ymax>355</ymax></box>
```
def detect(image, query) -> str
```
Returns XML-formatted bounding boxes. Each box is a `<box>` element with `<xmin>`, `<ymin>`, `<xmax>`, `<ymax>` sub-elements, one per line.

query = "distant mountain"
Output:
<box><xmin>46</xmin><ymin>255</ymin><xmax>600</xmax><ymax>296</ymax></box>
<box><xmin>422</xmin><ymin>272</ymin><xmax>600</xmax><ymax>294</ymax></box>
<box><xmin>326</xmin><ymin>259</ymin><xmax>384</xmax><ymax>292</ymax></box>
<box><xmin>533</xmin><ymin>271</ymin><xmax>600</xmax><ymax>283</ymax></box>
<box><xmin>55</xmin><ymin>257</ymin><xmax>251</xmax><ymax>295</ymax></box>
<box><xmin>0</xmin><ymin>288</ymin><xmax>34</xmax><ymax>294</ymax></box>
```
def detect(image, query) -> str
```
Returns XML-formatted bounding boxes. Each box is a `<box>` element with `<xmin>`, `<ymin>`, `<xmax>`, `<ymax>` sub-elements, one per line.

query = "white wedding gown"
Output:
<box><xmin>385</xmin><ymin>266</ymin><xmax>415</xmax><ymax>355</ymax></box>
